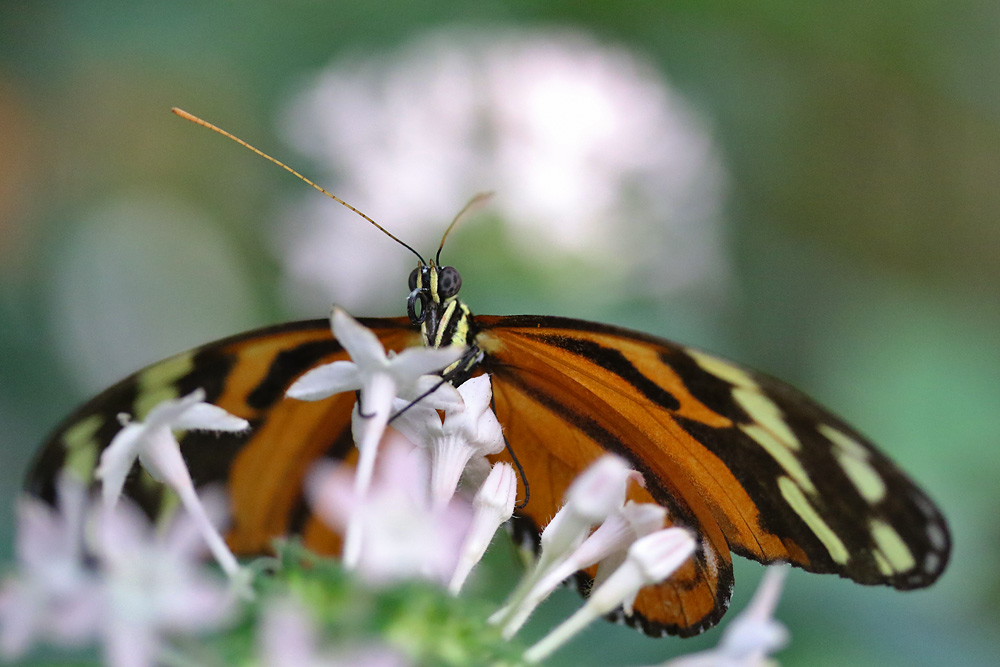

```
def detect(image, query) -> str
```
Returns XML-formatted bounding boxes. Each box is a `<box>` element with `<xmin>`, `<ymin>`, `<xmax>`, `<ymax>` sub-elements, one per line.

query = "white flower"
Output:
<box><xmin>91</xmin><ymin>494</ymin><xmax>238</xmax><ymax>667</ymax></box>
<box><xmin>0</xmin><ymin>473</ymin><xmax>101</xmax><ymax>659</ymax></box>
<box><xmin>493</xmin><ymin>454</ymin><xmax>642</xmax><ymax>637</ymax></box>
<box><xmin>449</xmin><ymin>462</ymin><xmax>517</xmax><ymax>594</ymax></box>
<box><xmin>307</xmin><ymin>431</ymin><xmax>471</xmax><ymax>586</ymax></box>
<box><xmin>524</xmin><ymin>528</ymin><xmax>696</xmax><ymax>663</ymax></box>
<box><xmin>288</xmin><ymin>308</ymin><xmax>464</xmax><ymax>568</ymax></box>
<box><xmin>503</xmin><ymin>501</ymin><xmax>667</xmax><ymax>634</ymax></box>
<box><xmin>392</xmin><ymin>374</ymin><xmax>504</xmax><ymax>508</ymax></box>
<box><xmin>95</xmin><ymin>388</ymin><xmax>249</xmax><ymax>582</ymax></box>
<box><xmin>661</xmin><ymin>566</ymin><xmax>789</xmax><ymax>667</ymax></box>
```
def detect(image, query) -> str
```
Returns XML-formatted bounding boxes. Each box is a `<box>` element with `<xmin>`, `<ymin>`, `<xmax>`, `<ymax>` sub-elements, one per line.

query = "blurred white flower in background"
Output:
<box><xmin>277</xmin><ymin>28</ymin><xmax>729</xmax><ymax>314</ymax></box>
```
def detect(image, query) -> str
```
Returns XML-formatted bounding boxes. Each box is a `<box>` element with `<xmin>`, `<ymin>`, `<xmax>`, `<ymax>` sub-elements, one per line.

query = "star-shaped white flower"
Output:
<box><xmin>392</xmin><ymin>373</ymin><xmax>504</xmax><ymax>508</ymax></box>
<box><xmin>307</xmin><ymin>432</ymin><xmax>471</xmax><ymax>586</ymax></box>
<box><xmin>287</xmin><ymin>308</ymin><xmax>464</xmax><ymax>568</ymax></box>
<box><xmin>524</xmin><ymin>528</ymin><xmax>696</xmax><ymax>663</ymax></box>
<box><xmin>493</xmin><ymin>454</ymin><xmax>643</xmax><ymax>637</ymax></box>
<box><xmin>91</xmin><ymin>493</ymin><xmax>238</xmax><ymax>667</ymax></box>
<box><xmin>95</xmin><ymin>388</ymin><xmax>249</xmax><ymax>582</ymax></box>
<box><xmin>0</xmin><ymin>473</ymin><xmax>101</xmax><ymax>660</ymax></box>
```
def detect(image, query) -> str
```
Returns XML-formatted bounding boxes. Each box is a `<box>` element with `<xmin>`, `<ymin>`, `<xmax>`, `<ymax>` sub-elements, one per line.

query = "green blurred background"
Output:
<box><xmin>1</xmin><ymin>2</ymin><xmax>997</xmax><ymax>665</ymax></box>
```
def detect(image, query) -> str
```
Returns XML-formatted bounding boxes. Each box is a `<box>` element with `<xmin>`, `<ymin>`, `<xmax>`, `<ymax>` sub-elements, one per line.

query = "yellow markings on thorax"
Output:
<box><xmin>434</xmin><ymin>300</ymin><xmax>458</xmax><ymax>347</ymax></box>
<box><xmin>452</xmin><ymin>303</ymin><xmax>472</xmax><ymax>346</ymax></box>
<box><xmin>61</xmin><ymin>414</ymin><xmax>104</xmax><ymax>481</ymax></box>
<box><xmin>869</xmin><ymin>518</ymin><xmax>916</xmax><ymax>575</ymax></box>
<box><xmin>429</xmin><ymin>265</ymin><xmax>440</xmax><ymax>303</ymax></box>
<box><xmin>778</xmin><ymin>476</ymin><xmax>849</xmax><ymax>565</ymax></box>
<box><xmin>134</xmin><ymin>351</ymin><xmax>195</xmax><ymax>418</ymax></box>
<box><xmin>819</xmin><ymin>424</ymin><xmax>887</xmax><ymax>504</ymax></box>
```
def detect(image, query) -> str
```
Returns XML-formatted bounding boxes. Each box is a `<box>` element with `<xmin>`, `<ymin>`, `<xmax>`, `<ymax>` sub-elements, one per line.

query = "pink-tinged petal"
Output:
<box><xmin>260</xmin><ymin>598</ymin><xmax>320</xmax><ymax>667</ymax></box>
<box><xmin>0</xmin><ymin>580</ymin><xmax>43</xmax><ymax>658</ymax></box>
<box><xmin>92</xmin><ymin>498</ymin><xmax>150</xmax><ymax>564</ymax></box>
<box><xmin>286</xmin><ymin>360</ymin><xmax>362</xmax><ymax>400</ymax></box>
<box><xmin>260</xmin><ymin>598</ymin><xmax>409</xmax><ymax>667</ymax></box>
<box><xmin>103</xmin><ymin>619</ymin><xmax>157</xmax><ymax>667</ymax></box>
<box><xmin>331</xmin><ymin>308</ymin><xmax>388</xmax><ymax>369</ymax></box>
<box><xmin>306</xmin><ymin>460</ymin><xmax>357</xmax><ymax>532</ymax></box>
<box><xmin>162</xmin><ymin>486</ymin><xmax>230</xmax><ymax>561</ymax></box>
<box><xmin>562</xmin><ymin>455</ymin><xmax>637</xmax><ymax>524</ymax></box>
<box><xmin>173</xmin><ymin>402</ymin><xmax>250</xmax><ymax>432</ymax></box>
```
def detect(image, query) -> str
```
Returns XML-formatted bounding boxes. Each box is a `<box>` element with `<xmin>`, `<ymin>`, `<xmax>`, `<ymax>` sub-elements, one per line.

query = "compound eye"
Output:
<box><xmin>438</xmin><ymin>266</ymin><xmax>462</xmax><ymax>298</ymax></box>
<box><xmin>408</xmin><ymin>267</ymin><xmax>421</xmax><ymax>291</ymax></box>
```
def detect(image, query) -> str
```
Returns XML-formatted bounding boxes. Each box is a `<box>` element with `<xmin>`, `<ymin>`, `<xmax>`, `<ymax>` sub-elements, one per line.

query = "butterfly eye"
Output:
<box><xmin>408</xmin><ymin>267</ymin><xmax>421</xmax><ymax>291</ymax></box>
<box><xmin>438</xmin><ymin>266</ymin><xmax>462</xmax><ymax>298</ymax></box>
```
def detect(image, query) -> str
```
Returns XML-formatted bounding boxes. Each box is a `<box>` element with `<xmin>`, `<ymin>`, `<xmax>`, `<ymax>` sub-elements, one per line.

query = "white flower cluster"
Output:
<box><xmin>0</xmin><ymin>309</ymin><xmax>789</xmax><ymax>666</ymax></box>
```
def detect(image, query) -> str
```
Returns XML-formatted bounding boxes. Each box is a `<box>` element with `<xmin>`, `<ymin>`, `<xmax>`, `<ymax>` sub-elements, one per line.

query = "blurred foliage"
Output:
<box><xmin>1</xmin><ymin>1</ymin><xmax>998</xmax><ymax>665</ymax></box>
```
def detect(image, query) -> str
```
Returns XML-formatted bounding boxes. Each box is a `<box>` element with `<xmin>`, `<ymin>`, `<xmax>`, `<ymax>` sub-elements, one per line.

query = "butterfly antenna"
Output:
<box><xmin>172</xmin><ymin>108</ymin><xmax>425</xmax><ymax>263</ymax></box>
<box><xmin>435</xmin><ymin>191</ymin><xmax>494</xmax><ymax>265</ymax></box>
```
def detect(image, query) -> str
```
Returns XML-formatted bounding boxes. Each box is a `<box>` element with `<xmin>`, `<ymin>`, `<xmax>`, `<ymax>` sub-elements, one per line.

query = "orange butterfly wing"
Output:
<box><xmin>27</xmin><ymin>318</ymin><xmax>417</xmax><ymax>553</ymax></box>
<box><xmin>29</xmin><ymin>313</ymin><xmax>950</xmax><ymax>639</ymax></box>
<box><xmin>475</xmin><ymin>315</ymin><xmax>950</xmax><ymax>636</ymax></box>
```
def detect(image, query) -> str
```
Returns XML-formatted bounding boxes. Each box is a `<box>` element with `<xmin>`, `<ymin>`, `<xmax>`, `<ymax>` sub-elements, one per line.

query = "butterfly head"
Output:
<box><xmin>407</xmin><ymin>261</ymin><xmax>474</xmax><ymax>352</ymax></box>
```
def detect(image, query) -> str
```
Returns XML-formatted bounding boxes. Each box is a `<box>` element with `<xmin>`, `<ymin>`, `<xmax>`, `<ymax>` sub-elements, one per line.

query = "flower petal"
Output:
<box><xmin>331</xmin><ymin>308</ymin><xmax>388</xmax><ymax>369</ymax></box>
<box><xmin>286</xmin><ymin>361</ymin><xmax>362</xmax><ymax>401</ymax></box>
<box><xmin>173</xmin><ymin>402</ymin><xmax>250</xmax><ymax>432</ymax></box>
<box><xmin>387</xmin><ymin>346</ymin><xmax>466</xmax><ymax>395</ymax></box>
<box><xmin>95</xmin><ymin>423</ymin><xmax>147</xmax><ymax>508</ymax></box>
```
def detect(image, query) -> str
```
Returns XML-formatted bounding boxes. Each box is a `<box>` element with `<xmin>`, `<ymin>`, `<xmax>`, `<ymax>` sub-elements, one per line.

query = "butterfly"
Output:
<box><xmin>25</xmin><ymin>111</ymin><xmax>951</xmax><ymax>638</ymax></box>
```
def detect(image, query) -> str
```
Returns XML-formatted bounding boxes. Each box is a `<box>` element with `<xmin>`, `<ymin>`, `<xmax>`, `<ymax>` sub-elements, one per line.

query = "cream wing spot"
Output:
<box><xmin>818</xmin><ymin>423</ymin><xmax>870</xmax><ymax>459</ymax></box>
<box><xmin>733</xmin><ymin>387</ymin><xmax>800</xmax><ymax>450</ymax></box>
<box><xmin>688</xmin><ymin>349</ymin><xmax>759</xmax><ymax>389</ymax></box>
<box><xmin>873</xmin><ymin>550</ymin><xmax>893</xmax><ymax>577</ymax></box>
<box><xmin>134</xmin><ymin>351</ymin><xmax>195</xmax><ymax>418</ymax></box>
<box><xmin>61</xmin><ymin>414</ymin><xmax>104</xmax><ymax>481</ymax></box>
<box><xmin>869</xmin><ymin>518</ymin><xmax>916</xmax><ymax>574</ymax></box>
<box><xmin>778</xmin><ymin>476</ymin><xmax>849</xmax><ymax>565</ymax></box>
<box><xmin>742</xmin><ymin>424</ymin><xmax>816</xmax><ymax>494</ymax></box>
<box><xmin>835</xmin><ymin>453</ymin><xmax>887</xmax><ymax>503</ymax></box>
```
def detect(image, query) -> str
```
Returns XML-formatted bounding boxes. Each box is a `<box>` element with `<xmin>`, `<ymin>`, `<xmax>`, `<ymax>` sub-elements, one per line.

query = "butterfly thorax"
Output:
<box><xmin>407</xmin><ymin>262</ymin><xmax>482</xmax><ymax>382</ymax></box>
